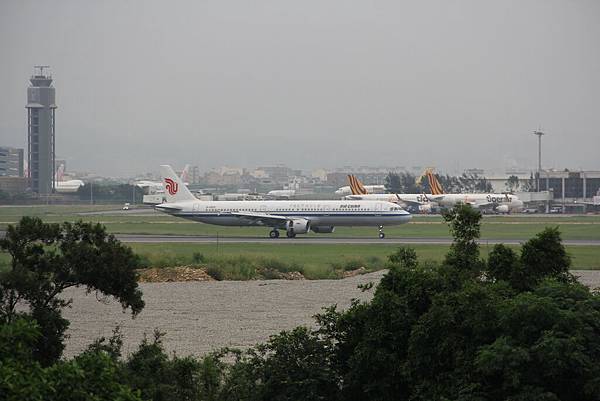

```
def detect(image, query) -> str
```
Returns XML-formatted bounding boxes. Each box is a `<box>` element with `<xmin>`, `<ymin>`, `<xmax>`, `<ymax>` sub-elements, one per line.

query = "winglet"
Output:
<box><xmin>159</xmin><ymin>165</ymin><xmax>197</xmax><ymax>203</ymax></box>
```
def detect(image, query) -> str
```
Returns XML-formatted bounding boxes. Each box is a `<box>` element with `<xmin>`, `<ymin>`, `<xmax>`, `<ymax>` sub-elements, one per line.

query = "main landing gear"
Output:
<box><xmin>378</xmin><ymin>225</ymin><xmax>385</xmax><ymax>239</ymax></box>
<box><xmin>268</xmin><ymin>229</ymin><xmax>296</xmax><ymax>238</ymax></box>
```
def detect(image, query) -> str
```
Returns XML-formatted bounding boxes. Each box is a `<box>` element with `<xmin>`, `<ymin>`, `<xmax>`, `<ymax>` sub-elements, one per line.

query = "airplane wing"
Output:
<box><xmin>231</xmin><ymin>211</ymin><xmax>290</xmax><ymax>227</ymax></box>
<box><xmin>466</xmin><ymin>201</ymin><xmax>494</xmax><ymax>209</ymax></box>
<box><xmin>395</xmin><ymin>195</ymin><xmax>426</xmax><ymax>206</ymax></box>
<box><xmin>427</xmin><ymin>195</ymin><xmax>445</xmax><ymax>202</ymax></box>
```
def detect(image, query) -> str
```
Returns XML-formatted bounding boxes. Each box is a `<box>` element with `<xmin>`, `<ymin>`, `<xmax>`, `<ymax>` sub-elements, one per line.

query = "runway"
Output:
<box><xmin>114</xmin><ymin>234</ymin><xmax>600</xmax><ymax>246</ymax></box>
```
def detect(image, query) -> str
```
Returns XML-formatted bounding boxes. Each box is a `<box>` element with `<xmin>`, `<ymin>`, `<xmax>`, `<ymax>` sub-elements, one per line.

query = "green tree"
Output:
<box><xmin>486</xmin><ymin>243</ymin><xmax>523</xmax><ymax>288</ymax></box>
<box><xmin>519</xmin><ymin>227</ymin><xmax>573</xmax><ymax>287</ymax></box>
<box><xmin>0</xmin><ymin>318</ymin><xmax>142</xmax><ymax>401</ymax></box>
<box><xmin>384</xmin><ymin>172</ymin><xmax>402</xmax><ymax>193</ymax></box>
<box><xmin>442</xmin><ymin>203</ymin><xmax>483</xmax><ymax>273</ymax></box>
<box><xmin>0</xmin><ymin>317</ymin><xmax>49</xmax><ymax>400</ymax></box>
<box><xmin>223</xmin><ymin>204</ymin><xmax>600</xmax><ymax>401</ymax></box>
<box><xmin>123</xmin><ymin>330</ymin><xmax>206</xmax><ymax>401</ymax></box>
<box><xmin>219</xmin><ymin>327</ymin><xmax>339</xmax><ymax>401</ymax></box>
<box><xmin>0</xmin><ymin>216</ymin><xmax>144</xmax><ymax>365</ymax></box>
<box><xmin>385</xmin><ymin>172</ymin><xmax>420</xmax><ymax>194</ymax></box>
<box><xmin>505</xmin><ymin>175</ymin><xmax>520</xmax><ymax>192</ymax></box>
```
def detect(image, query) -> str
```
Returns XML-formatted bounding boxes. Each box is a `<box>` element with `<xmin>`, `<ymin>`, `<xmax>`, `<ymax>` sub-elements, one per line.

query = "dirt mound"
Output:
<box><xmin>256</xmin><ymin>267</ymin><xmax>305</xmax><ymax>280</ymax></box>
<box><xmin>342</xmin><ymin>267</ymin><xmax>367</xmax><ymax>278</ymax></box>
<box><xmin>138</xmin><ymin>266</ymin><xmax>215</xmax><ymax>283</ymax></box>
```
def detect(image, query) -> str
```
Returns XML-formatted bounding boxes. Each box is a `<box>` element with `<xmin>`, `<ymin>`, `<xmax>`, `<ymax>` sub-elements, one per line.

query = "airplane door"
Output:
<box><xmin>193</xmin><ymin>203</ymin><xmax>200</xmax><ymax>212</ymax></box>
<box><xmin>375</xmin><ymin>203</ymin><xmax>382</xmax><ymax>215</ymax></box>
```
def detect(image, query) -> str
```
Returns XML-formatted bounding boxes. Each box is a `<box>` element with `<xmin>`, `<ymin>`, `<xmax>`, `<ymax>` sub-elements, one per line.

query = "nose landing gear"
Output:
<box><xmin>269</xmin><ymin>229</ymin><xmax>280</xmax><ymax>238</ymax></box>
<box><xmin>378</xmin><ymin>225</ymin><xmax>385</xmax><ymax>239</ymax></box>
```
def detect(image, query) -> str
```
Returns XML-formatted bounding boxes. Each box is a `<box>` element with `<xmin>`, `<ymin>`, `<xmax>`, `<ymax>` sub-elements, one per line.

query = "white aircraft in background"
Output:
<box><xmin>343</xmin><ymin>175</ymin><xmax>436</xmax><ymax>213</ymax></box>
<box><xmin>155</xmin><ymin>165</ymin><xmax>411</xmax><ymax>239</ymax></box>
<box><xmin>54</xmin><ymin>164</ymin><xmax>84</xmax><ymax>193</ymax></box>
<box><xmin>266</xmin><ymin>189</ymin><xmax>297</xmax><ymax>199</ymax></box>
<box><xmin>424</xmin><ymin>169</ymin><xmax>524</xmax><ymax>213</ymax></box>
<box><xmin>135</xmin><ymin>164</ymin><xmax>190</xmax><ymax>193</ymax></box>
<box><xmin>335</xmin><ymin>175</ymin><xmax>385</xmax><ymax>196</ymax></box>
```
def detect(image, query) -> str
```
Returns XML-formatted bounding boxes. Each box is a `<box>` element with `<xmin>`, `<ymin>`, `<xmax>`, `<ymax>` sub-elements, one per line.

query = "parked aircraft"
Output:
<box><xmin>425</xmin><ymin>169</ymin><xmax>524</xmax><ymax>213</ymax></box>
<box><xmin>54</xmin><ymin>164</ymin><xmax>84</xmax><ymax>193</ymax></box>
<box><xmin>266</xmin><ymin>189</ymin><xmax>297</xmax><ymax>199</ymax></box>
<box><xmin>343</xmin><ymin>175</ymin><xmax>436</xmax><ymax>213</ymax></box>
<box><xmin>335</xmin><ymin>175</ymin><xmax>385</xmax><ymax>196</ymax></box>
<box><xmin>155</xmin><ymin>165</ymin><xmax>411</xmax><ymax>238</ymax></box>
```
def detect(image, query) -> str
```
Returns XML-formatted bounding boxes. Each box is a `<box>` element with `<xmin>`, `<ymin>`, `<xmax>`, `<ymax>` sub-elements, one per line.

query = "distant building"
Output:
<box><xmin>26</xmin><ymin>66</ymin><xmax>57</xmax><ymax>194</ymax></box>
<box><xmin>539</xmin><ymin>170</ymin><xmax>600</xmax><ymax>201</ymax></box>
<box><xmin>0</xmin><ymin>146</ymin><xmax>24</xmax><ymax>177</ymax></box>
<box><xmin>257</xmin><ymin>166</ymin><xmax>302</xmax><ymax>183</ymax></box>
<box><xmin>0</xmin><ymin>176</ymin><xmax>28</xmax><ymax>195</ymax></box>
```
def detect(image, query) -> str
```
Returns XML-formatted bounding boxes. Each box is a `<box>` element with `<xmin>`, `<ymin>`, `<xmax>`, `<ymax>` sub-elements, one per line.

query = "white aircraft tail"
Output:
<box><xmin>180</xmin><ymin>164</ymin><xmax>190</xmax><ymax>183</ymax></box>
<box><xmin>160</xmin><ymin>165</ymin><xmax>196</xmax><ymax>203</ymax></box>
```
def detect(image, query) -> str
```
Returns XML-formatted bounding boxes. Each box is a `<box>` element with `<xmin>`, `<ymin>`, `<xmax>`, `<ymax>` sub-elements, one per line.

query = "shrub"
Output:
<box><xmin>206</xmin><ymin>266</ymin><xmax>224</xmax><ymax>281</ymax></box>
<box><xmin>192</xmin><ymin>252</ymin><xmax>206</xmax><ymax>264</ymax></box>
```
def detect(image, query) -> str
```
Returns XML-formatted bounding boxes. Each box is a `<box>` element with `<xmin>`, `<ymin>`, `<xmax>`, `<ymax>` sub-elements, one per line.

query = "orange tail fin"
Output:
<box><xmin>347</xmin><ymin>175</ymin><xmax>368</xmax><ymax>195</ymax></box>
<box><xmin>426</xmin><ymin>169</ymin><xmax>444</xmax><ymax>195</ymax></box>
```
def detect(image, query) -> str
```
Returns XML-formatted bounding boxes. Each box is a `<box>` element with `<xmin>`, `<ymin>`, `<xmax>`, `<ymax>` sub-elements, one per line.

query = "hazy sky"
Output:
<box><xmin>1</xmin><ymin>0</ymin><xmax>599</xmax><ymax>176</ymax></box>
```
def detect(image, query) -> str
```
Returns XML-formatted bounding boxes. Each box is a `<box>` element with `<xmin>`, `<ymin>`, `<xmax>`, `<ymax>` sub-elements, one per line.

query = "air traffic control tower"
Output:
<box><xmin>26</xmin><ymin>66</ymin><xmax>56</xmax><ymax>194</ymax></box>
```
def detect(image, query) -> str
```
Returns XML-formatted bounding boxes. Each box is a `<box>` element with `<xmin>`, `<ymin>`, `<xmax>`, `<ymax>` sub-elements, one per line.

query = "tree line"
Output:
<box><xmin>385</xmin><ymin>171</ymin><xmax>536</xmax><ymax>194</ymax></box>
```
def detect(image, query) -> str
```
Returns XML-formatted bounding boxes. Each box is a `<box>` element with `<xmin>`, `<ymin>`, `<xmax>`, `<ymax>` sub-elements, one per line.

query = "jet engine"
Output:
<box><xmin>418</xmin><ymin>204</ymin><xmax>433</xmax><ymax>213</ymax></box>
<box><xmin>495</xmin><ymin>204</ymin><xmax>509</xmax><ymax>213</ymax></box>
<box><xmin>311</xmin><ymin>226</ymin><xmax>335</xmax><ymax>234</ymax></box>
<box><xmin>287</xmin><ymin>218</ymin><xmax>310</xmax><ymax>234</ymax></box>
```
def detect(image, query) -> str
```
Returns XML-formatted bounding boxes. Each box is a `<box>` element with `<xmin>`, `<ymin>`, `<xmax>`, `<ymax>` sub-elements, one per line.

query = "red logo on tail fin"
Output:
<box><xmin>165</xmin><ymin>178</ymin><xmax>178</xmax><ymax>195</ymax></box>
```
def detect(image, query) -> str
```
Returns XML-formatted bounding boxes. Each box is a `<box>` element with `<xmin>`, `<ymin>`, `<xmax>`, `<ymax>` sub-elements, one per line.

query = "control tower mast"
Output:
<box><xmin>26</xmin><ymin>66</ymin><xmax>57</xmax><ymax>194</ymax></box>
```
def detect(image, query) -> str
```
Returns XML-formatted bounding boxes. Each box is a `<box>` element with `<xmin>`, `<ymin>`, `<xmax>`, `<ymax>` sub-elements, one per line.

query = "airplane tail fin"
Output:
<box><xmin>425</xmin><ymin>168</ymin><xmax>444</xmax><ymax>195</ymax></box>
<box><xmin>55</xmin><ymin>163</ymin><xmax>65</xmax><ymax>182</ymax></box>
<box><xmin>160</xmin><ymin>165</ymin><xmax>196</xmax><ymax>203</ymax></box>
<box><xmin>180</xmin><ymin>164</ymin><xmax>190</xmax><ymax>183</ymax></box>
<box><xmin>348</xmin><ymin>175</ymin><xmax>368</xmax><ymax>195</ymax></box>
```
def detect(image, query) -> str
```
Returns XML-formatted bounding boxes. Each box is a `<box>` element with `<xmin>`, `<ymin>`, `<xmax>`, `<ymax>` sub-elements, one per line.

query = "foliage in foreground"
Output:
<box><xmin>0</xmin><ymin>216</ymin><xmax>144</xmax><ymax>365</ymax></box>
<box><xmin>1</xmin><ymin>205</ymin><xmax>600</xmax><ymax>400</ymax></box>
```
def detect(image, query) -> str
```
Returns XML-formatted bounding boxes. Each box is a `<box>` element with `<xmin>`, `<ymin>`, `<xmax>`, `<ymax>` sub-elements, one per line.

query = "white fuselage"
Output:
<box><xmin>335</xmin><ymin>185</ymin><xmax>386</xmax><ymax>196</ymax></box>
<box><xmin>266</xmin><ymin>189</ymin><xmax>296</xmax><ymax>198</ymax></box>
<box><xmin>55</xmin><ymin>179</ymin><xmax>85</xmax><ymax>193</ymax></box>
<box><xmin>434</xmin><ymin>193</ymin><xmax>523</xmax><ymax>211</ymax></box>
<box><xmin>345</xmin><ymin>193</ymin><xmax>434</xmax><ymax>204</ymax></box>
<box><xmin>156</xmin><ymin>200</ymin><xmax>411</xmax><ymax>228</ymax></box>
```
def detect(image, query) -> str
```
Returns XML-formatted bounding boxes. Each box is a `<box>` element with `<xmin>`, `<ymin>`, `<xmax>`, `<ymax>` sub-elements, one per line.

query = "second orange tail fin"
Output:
<box><xmin>347</xmin><ymin>175</ymin><xmax>368</xmax><ymax>195</ymax></box>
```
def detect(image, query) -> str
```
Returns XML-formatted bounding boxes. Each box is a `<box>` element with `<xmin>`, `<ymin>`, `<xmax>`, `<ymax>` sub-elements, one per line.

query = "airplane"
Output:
<box><xmin>154</xmin><ymin>165</ymin><xmax>412</xmax><ymax>239</ymax></box>
<box><xmin>54</xmin><ymin>163</ymin><xmax>84</xmax><ymax>193</ymax></box>
<box><xmin>266</xmin><ymin>189</ymin><xmax>297</xmax><ymax>199</ymax></box>
<box><xmin>335</xmin><ymin>175</ymin><xmax>385</xmax><ymax>196</ymax></box>
<box><xmin>343</xmin><ymin>175</ymin><xmax>436</xmax><ymax>213</ymax></box>
<box><xmin>424</xmin><ymin>169</ymin><xmax>524</xmax><ymax>213</ymax></box>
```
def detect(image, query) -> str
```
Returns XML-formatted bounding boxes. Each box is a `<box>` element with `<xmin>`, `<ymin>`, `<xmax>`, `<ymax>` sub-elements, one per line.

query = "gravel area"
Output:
<box><xmin>62</xmin><ymin>270</ymin><xmax>600</xmax><ymax>359</ymax></box>
<box><xmin>62</xmin><ymin>271</ymin><xmax>384</xmax><ymax>358</ymax></box>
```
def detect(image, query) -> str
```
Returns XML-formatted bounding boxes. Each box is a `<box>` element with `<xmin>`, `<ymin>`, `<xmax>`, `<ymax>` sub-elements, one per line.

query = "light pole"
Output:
<box><xmin>533</xmin><ymin>130</ymin><xmax>545</xmax><ymax>191</ymax></box>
